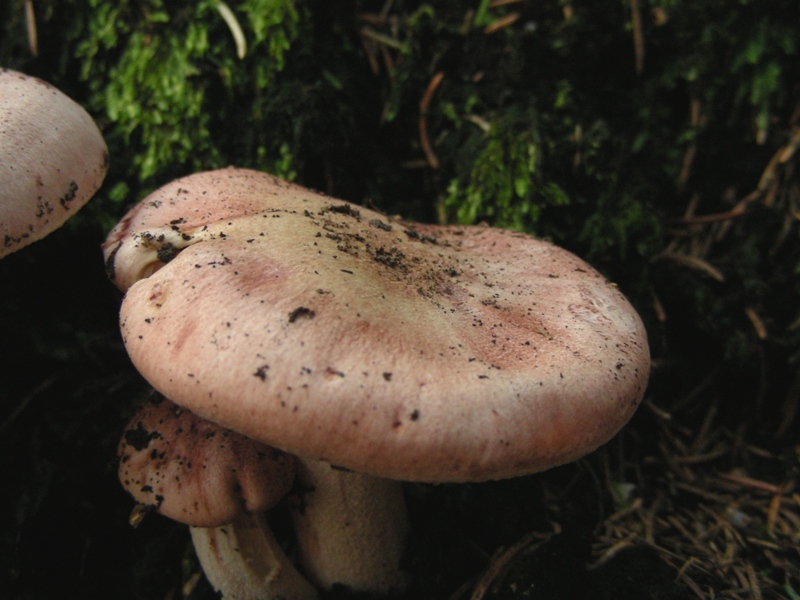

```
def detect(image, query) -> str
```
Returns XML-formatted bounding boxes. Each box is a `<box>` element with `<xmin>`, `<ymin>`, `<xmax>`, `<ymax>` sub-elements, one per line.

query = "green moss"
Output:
<box><xmin>445</xmin><ymin>123</ymin><xmax>569</xmax><ymax>232</ymax></box>
<box><xmin>73</xmin><ymin>0</ymin><xmax>299</xmax><ymax>184</ymax></box>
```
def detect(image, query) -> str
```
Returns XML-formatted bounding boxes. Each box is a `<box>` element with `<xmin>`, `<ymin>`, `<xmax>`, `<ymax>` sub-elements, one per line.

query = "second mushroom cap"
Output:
<box><xmin>0</xmin><ymin>69</ymin><xmax>107</xmax><ymax>258</ymax></box>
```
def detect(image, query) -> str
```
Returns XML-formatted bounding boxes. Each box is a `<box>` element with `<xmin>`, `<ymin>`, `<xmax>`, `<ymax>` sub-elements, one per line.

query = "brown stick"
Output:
<box><xmin>630</xmin><ymin>0</ymin><xmax>644</xmax><ymax>74</ymax></box>
<box><xmin>419</xmin><ymin>72</ymin><xmax>444</xmax><ymax>169</ymax></box>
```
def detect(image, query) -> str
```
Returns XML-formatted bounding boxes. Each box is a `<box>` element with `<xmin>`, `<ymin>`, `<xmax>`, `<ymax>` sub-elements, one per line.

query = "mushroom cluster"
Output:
<box><xmin>118</xmin><ymin>393</ymin><xmax>318</xmax><ymax>599</ymax></box>
<box><xmin>1</xmin><ymin>69</ymin><xmax>107</xmax><ymax>258</ymax></box>
<box><xmin>104</xmin><ymin>167</ymin><xmax>650</xmax><ymax>596</ymax></box>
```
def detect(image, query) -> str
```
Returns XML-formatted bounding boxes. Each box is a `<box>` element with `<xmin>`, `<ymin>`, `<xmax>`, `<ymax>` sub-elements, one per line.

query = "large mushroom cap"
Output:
<box><xmin>1</xmin><ymin>69</ymin><xmax>108</xmax><ymax>258</ymax></box>
<box><xmin>104</xmin><ymin>168</ymin><xmax>650</xmax><ymax>483</ymax></box>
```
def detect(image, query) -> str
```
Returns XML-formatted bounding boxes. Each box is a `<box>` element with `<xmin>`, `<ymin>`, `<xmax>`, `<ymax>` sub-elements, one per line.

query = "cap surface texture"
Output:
<box><xmin>105</xmin><ymin>168</ymin><xmax>650</xmax><ymax>483</ymax></box>
<box><xmin>1</xmin><ymin>69</ymin><xmax>108</xmax><ymax>257</ymax></box>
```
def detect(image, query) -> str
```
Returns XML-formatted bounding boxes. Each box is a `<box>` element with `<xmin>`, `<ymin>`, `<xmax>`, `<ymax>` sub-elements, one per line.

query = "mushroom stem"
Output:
<box><xmin>290</xmin><ymin>457</ymin><xmax>410</xmax><ymax>593</ymax></box>
<box><xmin>190</xmin><ymin>512</ymin><xmax>319</xmax><ymax>600</ymax></box>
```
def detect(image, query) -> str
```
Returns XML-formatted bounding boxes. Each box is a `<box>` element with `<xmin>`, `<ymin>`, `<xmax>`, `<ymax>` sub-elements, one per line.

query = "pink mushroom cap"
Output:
<box><xmin>104</xmin><ymin>168</ymin><xmax>650</xmax><ymax>484</ymax></box>
<box><xmin>1</xmin><ymin>69</ymin><xmax>107</xmax><ymax>258</ymax></box>
<box><xmin>118</xmin><ymin>393</ymin><xmax>295</xmax><ymax>528</ymax></box>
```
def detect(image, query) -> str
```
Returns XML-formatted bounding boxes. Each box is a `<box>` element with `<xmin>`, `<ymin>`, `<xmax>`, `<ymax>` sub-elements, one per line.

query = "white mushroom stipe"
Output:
<box><xmin>192</xmin><ymin>513</ymin><xmax>319</xmax><ymax>600</ymax></box>
<box><xmin>291</xmin><ymin>458</ymin><xmax>409</xmax><ymax>593</ymax></box>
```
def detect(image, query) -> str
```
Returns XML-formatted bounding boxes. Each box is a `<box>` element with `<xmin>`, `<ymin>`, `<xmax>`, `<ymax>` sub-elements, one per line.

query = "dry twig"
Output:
<box><xmin>419</xmin><ymin>72</ymin><xmax>444</xmax><ymax>169</ymax></box>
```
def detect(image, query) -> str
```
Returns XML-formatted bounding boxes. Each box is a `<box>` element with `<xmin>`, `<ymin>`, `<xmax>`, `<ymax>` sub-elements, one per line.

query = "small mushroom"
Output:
<box><xmin>0</xmin><ymin>69</ymin><xmax>108</xmax><ymax>258</ymax></box>
<box><xmin>118</xmin><ymin>392</ymin><xmax>318</xmax><ymax>600</ymax></box>
<box><xmin>104</xmin><ymin>167</ymin><xmax>650</xmax><ymax>593</ymax></box>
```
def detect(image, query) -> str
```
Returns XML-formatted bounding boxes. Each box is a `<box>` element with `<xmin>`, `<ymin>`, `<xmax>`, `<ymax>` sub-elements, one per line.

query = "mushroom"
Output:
<box><xmin>118</xmin><ymin>392</ymin><xmax>318</xmax><ymax>600</ymax></box>
<box><xmin>103</xmin><ymin>167</ymin><xmax>650</xmax><ymax>593</ymax></box>
<box><xmin>0</xmin><ymin>68</ymin><xmax>107</xmax><ymax>258</ymax></box>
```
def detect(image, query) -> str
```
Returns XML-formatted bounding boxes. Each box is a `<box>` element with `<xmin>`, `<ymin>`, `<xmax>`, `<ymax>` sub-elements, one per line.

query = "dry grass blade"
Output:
<box><xmin>419</xmin><ymin>72</ymin><xmax>445</xmax><ymax>169</ymax></box>
<box><xmin>360</xmin><ymin>26</ymin><xmax>405</xmax><ymax>51</ymax></box>
<box><xmin>469</xmin><ymin>531</ymin><xmax>553</xmax><ymax>600</ymax></box>
<box><xmin>25</xmin><ymin>0</ymin><xmax>38</xmax><ymax>57</ymax></box>
<box><xmin>657</xmin><ymin>251</ymin><xmax>725</xmax><ymax>282</ymax></box>
<box><xmin>745</xmin><ymin>307</ymin><xmax>769</xmax><ymax>340</ymax></box>
<box><xmin>717</xmin><ymin>472</ymin><xmax>785</xmax><ymax>495</ymax></box>
<box><xmin>630</xmin><ymin>0</ymin><xmax>645</xmax><ymax>74</ymax></box>
<box><xmin>587</xmin><ymin>533</ymin><xmax>637</xmax><ymax>570</ymax></box>
<box><xmin>666</xmin><ymin>203</ymin><xmax>746</xmax><ymax>225</ymax></box>
<box><xmin>484</xmin><ymin>13</ymin><xmax>520</xmax><ymax>35</ymax></box>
